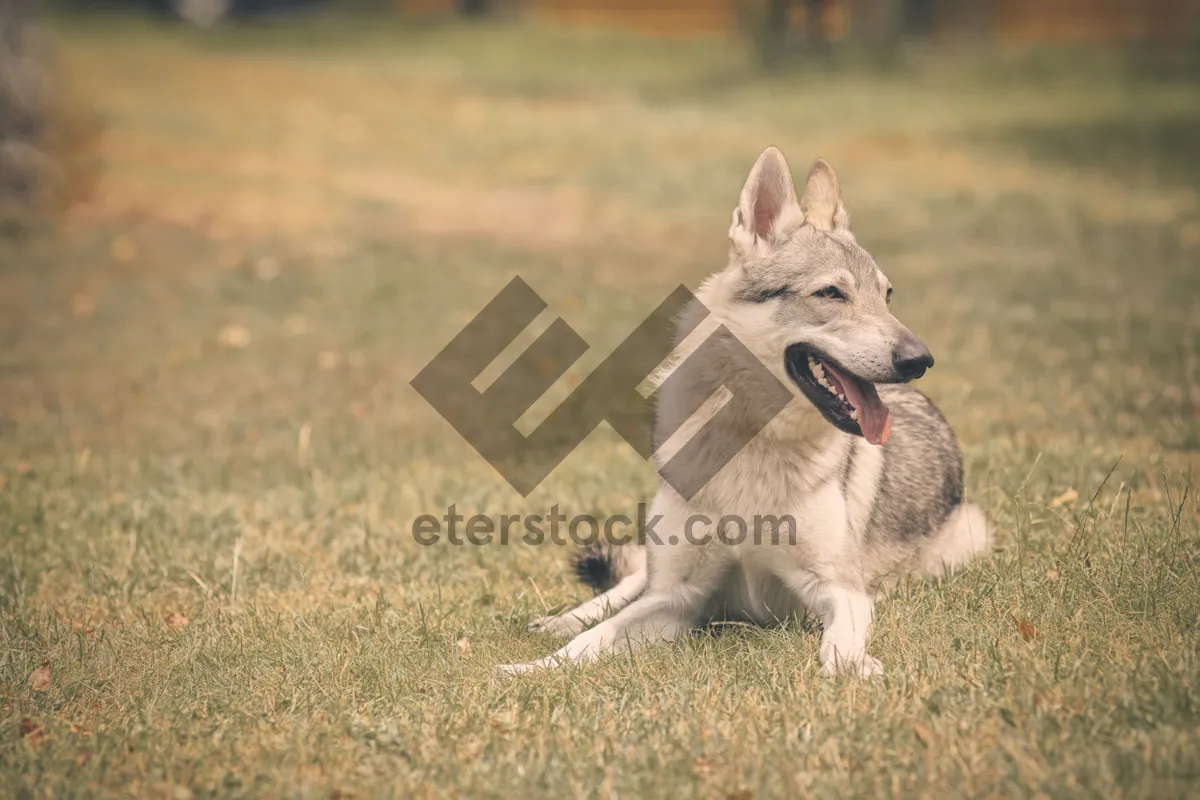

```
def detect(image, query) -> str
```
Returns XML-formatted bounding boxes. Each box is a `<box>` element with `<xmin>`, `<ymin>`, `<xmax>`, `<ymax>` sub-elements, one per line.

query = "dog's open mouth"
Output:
<box><xmin>785</xmin><ymin>345</ymin><xmax>892</xmax><ymax>445</ymax></box>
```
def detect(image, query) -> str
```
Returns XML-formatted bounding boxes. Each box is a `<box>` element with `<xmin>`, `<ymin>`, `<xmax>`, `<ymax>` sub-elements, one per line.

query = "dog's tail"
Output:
<box><xmin>575</xmin><ymin>543</ymin><xmax>647</xmax><ymax>594</ymax></box>
<box><xmin>918</xmin><ymin>502</ymin><xmax>992</xmax><ymax>576</ymax></box>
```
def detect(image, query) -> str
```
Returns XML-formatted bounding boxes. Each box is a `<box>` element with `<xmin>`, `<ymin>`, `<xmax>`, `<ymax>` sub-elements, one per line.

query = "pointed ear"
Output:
<box><xmin>730</xmin><ymin>146</ymin><xmax>803</xmax><ymax>254</ymax></box>
<box><xmin>800</xmin><ymin>158</ymin><xmax>850</xmax><ymax>232</ymax></box>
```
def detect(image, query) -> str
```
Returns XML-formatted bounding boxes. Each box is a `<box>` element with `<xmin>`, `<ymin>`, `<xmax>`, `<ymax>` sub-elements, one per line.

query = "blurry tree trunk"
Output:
<box><xmin>458</xmin><ymin>0</ymin><xmax>491</xmax><ymax>15</ymax></box>
<box><xmin>849</xmin><ymin>0</ymin><xmax>901</xmax><ymax>45</ymax></box>
<box><xmin>760</xmin><ymin>0</ymin><xmax>792</xmax><ymax>68</ymax></box>
<box><xmin>902</xmin><ymin>0</ymin><xmax>934</xmax><ymax>38</ymax></box>
<box><xmin>0</xmin><ymin>0</ymin><xmax>49</xmax><ymax>216</ymax></box>
<box><xmin>1190</xmin><ymin>0</ymin><xmax>1200</xmax><ymax>69</ymax></box>
<box><xmin>804</xmin><ymin>0</ymin><xmax>830</xmax><ymax>54</ymax></box>
<box><xmin>947</xmin><ymin>0</ymin><xmax>992</xmax><ymax>44</ymax></box>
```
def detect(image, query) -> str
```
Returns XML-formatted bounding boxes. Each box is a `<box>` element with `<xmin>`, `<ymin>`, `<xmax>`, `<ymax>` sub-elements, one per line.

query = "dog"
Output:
<box><xmin>497</xmin><ymin>147</ymin><xmax>991</xmax><ymax>677</ymax></box>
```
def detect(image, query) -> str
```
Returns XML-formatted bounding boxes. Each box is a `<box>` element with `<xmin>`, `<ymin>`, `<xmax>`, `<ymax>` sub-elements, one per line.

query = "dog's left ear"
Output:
<box><xmin>800</xmin><ymin>158</ymin><xmax>850</xmax><ymax>232</ymax></box>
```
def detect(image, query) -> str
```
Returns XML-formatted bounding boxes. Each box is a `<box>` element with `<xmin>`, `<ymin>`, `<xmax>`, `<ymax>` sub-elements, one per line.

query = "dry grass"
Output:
<box><xmin>1</xmin><ymin>13</ymin><xmax>1199</xmax><ymax>798</ymax></box>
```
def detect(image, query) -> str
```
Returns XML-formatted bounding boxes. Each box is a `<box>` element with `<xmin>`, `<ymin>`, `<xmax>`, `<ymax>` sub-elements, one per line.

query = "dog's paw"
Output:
<box><xmin>494</xmin><ymin>661</ymin><xmax>540</xmax><ymax>677</ymax></box>
<box><xmin>857</xmin><ymin>655</ymin><xmax>885</xmax><ymax>678</ymax></box>
<box><xmin>494</xmin><ymin>663</ymin><xmax>522</xmax><ymax>677</ymax></box>
<box><xmin>527</xmin><ymin>614</ymin><xmax>585</xmax><ymax>638</ymax></box>
<box><xmin>819</xmin><ymin>650</ymin><xmax>884</xmax><ymax>678</ymax></box>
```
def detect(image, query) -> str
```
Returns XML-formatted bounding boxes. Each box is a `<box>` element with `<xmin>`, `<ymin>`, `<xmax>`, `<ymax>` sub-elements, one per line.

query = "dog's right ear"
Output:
<box><xmin>729</xmin><ymin>146</ymin><xmax>803</xmax><ymax>259</ymax></box>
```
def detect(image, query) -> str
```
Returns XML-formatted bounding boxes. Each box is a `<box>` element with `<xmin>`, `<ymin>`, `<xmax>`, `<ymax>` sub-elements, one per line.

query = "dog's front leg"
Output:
<box><xmin>496</xmin><ymin>591</ymin><xmax>693</xmax><ymax>675</ymax></box>
<box><xmin>817</xmin><ymin>586</ymin><xmax>880</xmax><ymax>676</ymax></box>
<box><xmin>784</xmin><ymin>572</ymin><xmax>881</xmax><ymax>677</ymax></box>
<box><xmin>816</xmin><ymin>583</ymin><xmax>880</xmax><ymax>677</ymax></box>
<box><xmin>497</xmin><ymin>533</ymin><xmax>727</xmax><ymax>675</ymax></box>
<box><xmin>527</xmin><ymin>568</ymin><xmax>647</xmax><ymax>638</ymax></box>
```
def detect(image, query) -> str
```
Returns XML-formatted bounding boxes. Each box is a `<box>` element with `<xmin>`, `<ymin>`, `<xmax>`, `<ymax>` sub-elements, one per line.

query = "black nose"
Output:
<box><xmin>892</xmin><ymin>339</ymin><xmax>934</xmax><ymax>381</ymax></box>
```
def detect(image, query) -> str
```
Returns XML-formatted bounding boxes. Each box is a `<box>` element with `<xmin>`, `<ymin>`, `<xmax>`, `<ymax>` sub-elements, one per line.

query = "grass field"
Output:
<box><xmin>2</xmin><ymin>15</ymin><xmax>1200</xmax><ymax>798</ymax></box>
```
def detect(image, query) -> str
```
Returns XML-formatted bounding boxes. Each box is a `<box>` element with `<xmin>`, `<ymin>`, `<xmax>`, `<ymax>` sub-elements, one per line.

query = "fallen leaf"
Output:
<box><xmin>165</xmin><ymin>613</ymin><xmax>190</xmax><ymax>631</ymax></box>
<box><xmin>28</xmin><ymin>664</ymin><xmax>51</xmax><ymax>691</ymax></box>
<box><xmin>218</xmin><ymin>248</ymin><xmax>244</xmax><ymax>271</ymax></box>
<box><xmin>19</xmin><ymin>718</ymin><xmax>45</xmax><ymax>747</ymax></box>
<box><xmin>1050</xmin><ymin>488</ymin><xmax>1079</xmax><ymax>508</ymax></box>
<box><xmin>71</xmin><ymin>292</ymin><xmax>95</xmax><ymax>319</ymax></box>
<box><xmin>254</xmin><ymin>256</ymin><xmax>281</xmax><ymax>282</ymax></box>
<box><xmin>298</xmin><ymin>422</ymin><xmax>312</xmax><ymax>458</ymax></box>
<box><xmin>1181</xmin><ymin>220</ymin><xmax>1200</xmax><ymax>246</ymax></box>
<box><xmin>912</xmin><ymin>723</ymin><xmax>935</xmax><ymax>747</ymax></box>
<box><xmin>284</xmin><ymin>314</ymin><xmax>310</xmax><ymax>336</ymax></box>
<box><xmin>1010</xmin><ymin>612</ymin><xmax>1040</xmax><ymax>641</ymax></box>
<box><xmin>110</xmin><ymin>235</ymin><xmax>138</xmax><ymax>263</ymax></box>
<box><xmin>456</xmin><ymin>637</ymin><xmax>470</xmax><ymax>655</ymax></box>
<box><xmin>318</xmin><ymin>350</ymin><xmax>342</xmax><ymax>371</ymax></box>
<box><xmin>1032</xmin><ymin>690</ymin><xmax>1060</xmax><ymax>711</ymax></box>
<box><xmin>68</xmin><ymin>619</ymin><xmax>94</xmax><ymax>635</ymax></box>
<box><xmin>218</xmin><ymin>324</ymin><xmax>251</xmax><ymax>349</ymax></box>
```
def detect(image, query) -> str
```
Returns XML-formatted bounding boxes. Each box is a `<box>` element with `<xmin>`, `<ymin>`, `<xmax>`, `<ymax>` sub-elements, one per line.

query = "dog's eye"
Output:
<box><xmin>814</xmin><ymin>286</ymin><xmax>846</xmax><ymax>301</ymax></box>
<box><xmin>753</xmin><ymin>285</ymin><xmax>791</xmax><ymax>303</ymax></box>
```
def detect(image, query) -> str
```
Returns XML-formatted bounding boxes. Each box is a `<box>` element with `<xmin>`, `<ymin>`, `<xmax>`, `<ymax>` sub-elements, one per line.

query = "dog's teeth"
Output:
<box><xmin>807</xmin><ymin>355</ymin><xmax>848</xmax><ymax>399</ymax></box>
<box><xmin>849</xmin><ymin>409</ymin><xmax>859</xmax><ymax>421</ymax></box>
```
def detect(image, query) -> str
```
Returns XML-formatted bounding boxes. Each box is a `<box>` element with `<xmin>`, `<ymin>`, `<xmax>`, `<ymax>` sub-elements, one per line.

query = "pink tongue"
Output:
<box><xmin>824</xmin><ymin>364</ymin><xmax>892</xmax><ymax>446</ymax></box>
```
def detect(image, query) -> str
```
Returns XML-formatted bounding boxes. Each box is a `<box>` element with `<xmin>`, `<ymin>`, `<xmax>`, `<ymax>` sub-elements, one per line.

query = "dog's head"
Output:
<box><xmin>717</xmin><ymin>147</ymin><xmax>933</xmax><ymax>446</ymax></box>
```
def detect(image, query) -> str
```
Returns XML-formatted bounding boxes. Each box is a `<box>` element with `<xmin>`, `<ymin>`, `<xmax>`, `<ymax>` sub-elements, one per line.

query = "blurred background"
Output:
<box><xmin>2</xmin><ymin>0</ymin><xmax>1200</xmax><ymax>795</ymax></box>
<box><xmin>3</xmin><ymin>0</ymin><xmax>1197</xmax><ymax>464</ymax></box>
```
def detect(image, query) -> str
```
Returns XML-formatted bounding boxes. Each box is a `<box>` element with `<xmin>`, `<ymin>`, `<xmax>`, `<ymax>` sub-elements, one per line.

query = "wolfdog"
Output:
<box><xmin>498</xmin><ymin>147</ymin><xmax>991</xmax><ymax>677</ymax></box>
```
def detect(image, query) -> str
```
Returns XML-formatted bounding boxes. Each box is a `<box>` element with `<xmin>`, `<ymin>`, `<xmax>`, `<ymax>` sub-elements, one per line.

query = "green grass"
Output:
<box><xmin>2</xmin><ymin>14</ymin><xmax>1200</xmax><ymax>798</ymax></box>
